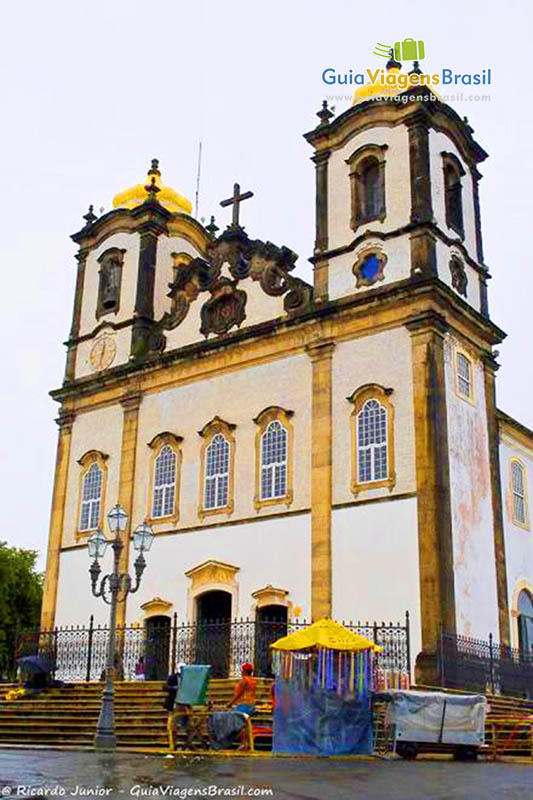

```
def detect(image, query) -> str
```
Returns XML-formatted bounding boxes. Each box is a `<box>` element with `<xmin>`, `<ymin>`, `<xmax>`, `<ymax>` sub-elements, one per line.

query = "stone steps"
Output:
<box><xmin>0</xmin><ymin>679</ymin><xmax>274</xmax><ymax>750</ymax></box>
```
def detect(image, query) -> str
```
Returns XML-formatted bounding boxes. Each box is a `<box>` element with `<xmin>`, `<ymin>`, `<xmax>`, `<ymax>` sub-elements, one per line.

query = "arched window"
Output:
<box><xmin>96</xmin><ymin>248</ymin><xmax>125</xmax><ymax>318</ymax></box>
<box><xmin>261</xmin><ymin>421</ymin><xmax>288</xmax><ymax>500</ymax></box>
<box><xmin>147</xmin><ymin>432</ymin><xmax>182</xmax><ymax>524</ymax></box>
<box><xmin>80</xmin><ymin>463</ymin><xmax>102</xmax><ymax>532</ymax></box>
<box><xmin>349</xmin><ymin>385</ymin><xmax>395</xmax><ymax>494</ymax></box>
<box><xmin>198</xmin><ymin>418</ymin><xmax>236</xmax><ymax>518</ymax></box>
<box><xmin>361</xmin><ymin>158</ymin><xmax>381</xmax><ymax>219</ymax></box>
<box><xmin>518</xmin><ymin>590</ymin><xmax>533</xmax><ymax>656</ymax></box>
<box><xmin>152</xmin><ymin>445</ymin><xmax>177</xmax><ymax>518</ymax></box>
<box><xmin>253</xmin><ymin>407</ymin><xmax>294</xmax><ymax>509</ymax></box>
<box><xmin>204</xmin><ymin>434</ymin><xmax>230</xmax><ymax>510</ymax></box>
<box><xmin>442</xmin><ymin>153</ymin><xmax>465</xmax><ymax>237</ymax></box>
<box><xmin>346</xmin><ymin>144</ymin><xmax>387</xmax><ymax>230</ymax></box>
<box><xmin>357</xmin><ymin>399</ymin><xmax>388</xmax><ymax>483</ymax></box>
<box><xmin>456</xmin><ymin>352</ymin><xmax>473</xmax><ymax>400</ymax></box>
<box><xmin>511</xmin><ymin>460</ymin><xmax>528</xmax><ymax>526</ymax></box>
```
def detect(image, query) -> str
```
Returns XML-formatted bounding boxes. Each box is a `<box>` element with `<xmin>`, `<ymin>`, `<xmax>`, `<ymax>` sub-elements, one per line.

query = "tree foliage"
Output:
<box><xmin>0</xmin><ymin>542</ymin><xmax>43</xmax><ymax>677</ymax></box>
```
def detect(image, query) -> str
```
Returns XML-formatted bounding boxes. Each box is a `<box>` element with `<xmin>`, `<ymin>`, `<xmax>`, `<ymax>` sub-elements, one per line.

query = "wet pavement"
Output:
<box><xmin>0</xmin><ymin>749</ymin><xmax>532</xmax><ymax>800</ymax></box>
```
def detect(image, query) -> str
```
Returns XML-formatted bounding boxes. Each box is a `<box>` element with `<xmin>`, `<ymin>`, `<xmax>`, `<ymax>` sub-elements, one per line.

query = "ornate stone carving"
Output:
<box><xmin>185</xmin><ymin>560</ymin><xmax>240</xmax><ymax>591</ymax></box>
<box><xmin>149</xmin><ymin>226</ymin><xmax>313</xmax><ymax>349</ymax></box>
<box><xmin>449</xmin><ymin>255</ymin><xmax>468</xmax><ymax>297</ymax></box>
<box><xmin>200</xmin><ymin>280</ymin><xmax>247</xmax><ymax>337</ymax></box>
<box><xmin>140</xmin><ymin>596</ymin><xmax>173</xmax><ymax>617</ymax></box>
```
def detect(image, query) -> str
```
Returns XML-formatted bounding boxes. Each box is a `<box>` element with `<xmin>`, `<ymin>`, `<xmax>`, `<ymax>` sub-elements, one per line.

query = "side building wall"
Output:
<box><xmin>498</xmin><ymin>417</ymin><xmax>533</xmax><ymax>649</ymax></box>
<box><xmin>444</xmin><ymin>334</ymin><xmax>499</xmax><ymax>638</ymax></box>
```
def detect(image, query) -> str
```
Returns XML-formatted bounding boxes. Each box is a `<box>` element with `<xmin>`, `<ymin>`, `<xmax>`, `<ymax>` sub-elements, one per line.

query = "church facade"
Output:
<box><xmin>40</xmin><ymin>79</ymin><xmax>533</xmax><ymax>680</ymax></box>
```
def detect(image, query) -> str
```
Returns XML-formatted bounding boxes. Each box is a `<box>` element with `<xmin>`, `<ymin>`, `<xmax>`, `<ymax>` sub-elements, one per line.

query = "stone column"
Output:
<box><xmin>40</xmin><ymin>409</ymin><xmax>76</xmax><ymax>630</ymax></box>
<box><xmin>407</xmin><ymin>112</ymin><xmax>437</xmax><ymax>277</ymax></box>
<box><xmin>116</xmin><ymin>390</ymin><xmax>143</xmax><ymax>628</ymax></box>
<box><xmin>483</xmin><ymin>354</ymin><xmax>510</xmax><ymax>644</ymax></box>
<box><xmin>311</xmin><ymin>149</ymin><xmax>331</xmax><ymax>302</ymax></box>
<box><xmin>64</xmin><ymin>250</ymin><xmax>89</xmax><ymax>382</ymax></box>
<box><xmin>407</xmin><ymin>312</ymin><xmax>456</xmax><ymax>682</ymax></box>
<box><xmin>307</xmin><ymin>340</ymin><xmax>335</xmax><ymax>620</ymax></box>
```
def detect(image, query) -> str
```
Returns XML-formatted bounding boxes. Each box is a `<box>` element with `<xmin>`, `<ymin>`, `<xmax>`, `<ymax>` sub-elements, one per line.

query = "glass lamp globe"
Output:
<box><xmin>87</xmin><ymin>528</ymin><xmax>108</xmax><ymax>559</ymax></box>
<box><xmin>132</xmin><ymin>521</ymin><xmax>155</xmax><ymax>553</ymax></box>
<box><xmin>107</xmin><ymin>503</ymin><xmax>128</xmax><ymax>534</ymax></box>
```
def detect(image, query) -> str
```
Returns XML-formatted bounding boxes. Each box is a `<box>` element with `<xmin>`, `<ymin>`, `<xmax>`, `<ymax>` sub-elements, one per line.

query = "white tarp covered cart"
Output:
<box><xmin>381</xmin><ymin>690</ymin><xmax>487</xmax><ymax>760</ymax></box>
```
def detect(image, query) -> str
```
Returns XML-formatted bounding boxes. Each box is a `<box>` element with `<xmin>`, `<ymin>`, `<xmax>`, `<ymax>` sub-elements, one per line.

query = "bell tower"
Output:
<box><xmin>305</xmin><ymin>77</ymin><xmax>509</xmax><ymax>681</ymax></box>
<box><xmin>305</xmin><ymin>72</ymin><xmax>490</xmax><ymax>314</ymax></box>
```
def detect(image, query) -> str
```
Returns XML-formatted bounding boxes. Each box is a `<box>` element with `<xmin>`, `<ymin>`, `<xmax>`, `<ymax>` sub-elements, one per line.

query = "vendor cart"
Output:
<box><xmin>382</xmin><ymin>690</ymin><xmax>487</xmax><ymax>760</ymax></box>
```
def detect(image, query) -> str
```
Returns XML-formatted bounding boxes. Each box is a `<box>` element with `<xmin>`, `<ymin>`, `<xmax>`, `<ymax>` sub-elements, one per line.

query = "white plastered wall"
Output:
<box><xmin>444</xmin><ymin>336</ymin><xmax>499</xmax><ymax>638</ymax></box>
<box><xmin>61</xmin><ymin>404</ymin><xmax>124</xmax><ymax>548</ymax></box>
<box><xmin>163</xmin><ymin>274</ymin><xmax>290</xmax><ymax>353</ymax></box>
<box><xmin>332</xmin><ymin>327</ymin><xmax>416</xmax><ymax>505</ymax></box>
<box><xmin>327</xmin><ymin>125</ymin><xmax>411</xmax><ymax>252</ymax></box>
<box><xmin>132</xmin><ymin>353</ymin><xmax>312</xmax><ymax>532</ymax></box>
<box><xmin>79</xmin><ymin>232</ymin><xmax>139</xmax><ymax>337</ymax></box>
<box><xmin>326</xmin><ymin>125</ymin><xmax>410</xmax><ymax>301</ymax></box>
<box><xmin>499</xmin><ymin>435</ymin><xmax>533</xmax><ymax>648</ymax></box>
<box><xmin>332</xmin><ymin>498</ymin><xmax>421</xmax><ymax>668</ymax></box>
<box><xmin>54</xmin><ymin>513</ymin><xmax>312</xmax><ymax>628</ymax></box>
<box><xmin>153</xmin><ymin>234</ymin><xmax>203</xmax><ymax>322</ymax></box>
<box><xmin>428</xmin><ymin>129</ymin><xmax>477</xmax><ymax>259</ymax></box>
<box><xmin>328</xmin><ymin>236</ymin><xmax>411</xmax><ymax>302</ymax></box>
<box><xmin>435</xmin><ymin>239</ymin><xmax>482</xmax><ymax>314</ymax></box>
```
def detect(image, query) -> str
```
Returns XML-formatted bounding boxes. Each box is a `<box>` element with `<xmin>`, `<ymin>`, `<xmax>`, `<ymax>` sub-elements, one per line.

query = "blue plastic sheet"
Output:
<box><xmin>272</xmin><ymin>676</ymin><xmax>373</xmax><ymax>756</ymax></box>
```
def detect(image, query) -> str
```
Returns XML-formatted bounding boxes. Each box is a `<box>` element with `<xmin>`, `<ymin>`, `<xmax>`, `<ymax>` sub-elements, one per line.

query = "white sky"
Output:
<box><xmin>1</xmin><ymin>0</ymin><xmax>531</xmax><ymax>567</ymax></box>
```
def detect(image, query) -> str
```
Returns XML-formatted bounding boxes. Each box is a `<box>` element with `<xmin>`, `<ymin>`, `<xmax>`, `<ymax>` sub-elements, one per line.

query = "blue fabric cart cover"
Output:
<box><xmin>273</xmin><ymin>677</ymin><xmax>373</xmax><ymax>756</ymax></box>
<box><xmin>176</xmin><ymin>665</ymin><xmax>212</xmax><ymax>706</ymax></box>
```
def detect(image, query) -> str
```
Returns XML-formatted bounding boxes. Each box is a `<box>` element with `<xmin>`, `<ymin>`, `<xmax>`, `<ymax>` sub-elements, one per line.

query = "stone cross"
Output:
<box><xmin>220</xmin><ymin>182</ymin><xmax>254</xmax><ymax>228</ymax></box>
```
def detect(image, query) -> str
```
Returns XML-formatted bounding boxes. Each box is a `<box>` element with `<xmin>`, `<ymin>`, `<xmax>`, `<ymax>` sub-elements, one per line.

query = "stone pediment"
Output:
<box><xmin>185</xmin><ymin>559</ymin><xmax>240</xmax><ymax>590</ymax></box>
<box><xmin>151</xmin><ymin>226</ymin><xmax>313</xmax><ymax>349</ymax></box>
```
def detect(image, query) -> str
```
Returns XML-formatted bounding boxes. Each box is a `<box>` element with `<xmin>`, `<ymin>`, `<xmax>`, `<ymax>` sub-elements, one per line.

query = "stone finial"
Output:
<box><xmin>148</xmin><ymin>158</ymin><xmax>161</xmax><ymax>176</ymax></box>
<box><xmin>206</xmin><ymin>215</ymin><xmax>219</xmax><ymax>237</ymax></box>
<box><xmin>316</xmin><ymin>100</ymin><xmax>334</xmax><ymax>127</ymax></box>
<box><xmin>83</xmin><ymin>204</ymin><xmax>97</xmax><ymax>226</ymax></box>
<box><xmin>409</xmin><ymin>60</ymin><xmax>422</xmax><ymax>75</ymax></box>
<box><xmin>144</xmin><ymin>176</ymin><xmax>161</xmax><ymax>200</ymax></box>
<box><xmin>386</xmin><ymin>48</ymin><xmax>402</xmax><ymax>70</ymax></box>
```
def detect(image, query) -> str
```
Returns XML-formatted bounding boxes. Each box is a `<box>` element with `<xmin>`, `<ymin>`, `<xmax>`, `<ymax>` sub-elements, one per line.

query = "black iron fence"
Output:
<box><xmin>439</xmin><ymin>630</ymin><xmax>533</xmax><ymax>698</ymax></box>
<box><xmin>15</xmin><ymin>612</ymin><xmax>410</xmax><ymax>683</ymax></box>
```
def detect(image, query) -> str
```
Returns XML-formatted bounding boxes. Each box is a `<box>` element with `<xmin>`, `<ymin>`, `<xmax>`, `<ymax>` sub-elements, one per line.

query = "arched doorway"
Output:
<box><xmin>195</xmin><ymin>590</ymin><xmax>232</xmax><ymax>677</ymax></box>
<box><xmin>144</xmin><ymin>615</ymin><xmax>171</xmax><ymax>680</ymax></box>
<box><xmin>518</xmin><ymin>590</ymin><xmax>533</xmax><ymax>656</ymax></box>
<box><xmin>255</xmin><ymin>604</ymin><xmax>288</xmax><ymax>677</ymax></box>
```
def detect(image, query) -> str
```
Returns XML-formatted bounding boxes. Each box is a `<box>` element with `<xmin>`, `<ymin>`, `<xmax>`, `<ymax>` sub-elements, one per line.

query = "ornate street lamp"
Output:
<box><xmin>88</xmin><ymin>504</ymin><xmax>154</xmax><ymax>749</ymax></box>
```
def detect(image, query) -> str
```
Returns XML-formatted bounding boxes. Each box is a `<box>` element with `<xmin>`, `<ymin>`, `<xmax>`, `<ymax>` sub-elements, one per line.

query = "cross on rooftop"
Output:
<box><xmin>220</xmin><ymin>182</ymin><xmax>254</xmax><ymax>229</ymax></box>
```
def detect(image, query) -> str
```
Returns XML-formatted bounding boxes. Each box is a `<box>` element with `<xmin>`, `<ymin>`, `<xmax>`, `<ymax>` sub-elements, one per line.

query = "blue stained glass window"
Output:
<box><xmin>360</xmin><ymin>254</ymin><xmax>381</xmax><ymax>282</ymax></box>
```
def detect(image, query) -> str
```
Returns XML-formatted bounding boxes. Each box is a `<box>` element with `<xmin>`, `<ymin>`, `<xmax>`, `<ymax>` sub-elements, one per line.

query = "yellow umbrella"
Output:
<box><xmin>271</xmin><ymin>618</ymin><xmax>382</xmax><ymax>652</ymax></box>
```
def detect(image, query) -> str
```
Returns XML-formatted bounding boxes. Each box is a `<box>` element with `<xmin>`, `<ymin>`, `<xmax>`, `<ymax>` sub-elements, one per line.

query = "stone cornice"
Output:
<box><xmin>52</xmin><ymin>276</ymin><xmax>506</xmax><ymax>405</ymax></box>
<box><xmin>304</xmin><ymin>95</ymin><xmax>488</xmax><ymax>168</ymax></box>
<box><xmin>497</xmin><ymin>409</ymin><xmax>533</xmax><ymax>450</ymax></box>
<box><xmin>308</xmin><ymin>220</ymin><xmax>490</xmax><ymax>278</ymax></box>
<box><xmin>71</xmin><ymin>208</ymin><xmax>210</xmax><ymax>255</ymax></box>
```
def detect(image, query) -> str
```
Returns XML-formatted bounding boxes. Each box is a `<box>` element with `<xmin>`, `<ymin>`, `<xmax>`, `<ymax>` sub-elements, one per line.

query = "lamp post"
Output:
<box><xmin>87</xmin><ymin>504</ymin><xmax>154</xmax><ymax>749</ymax></box>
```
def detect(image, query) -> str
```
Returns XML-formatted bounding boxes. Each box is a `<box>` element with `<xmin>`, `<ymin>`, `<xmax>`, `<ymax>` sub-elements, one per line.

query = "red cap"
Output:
<box><xmin>241</xmin><ymin>662</ymin><xmax>253</xmax><ymax>672</ymax></box>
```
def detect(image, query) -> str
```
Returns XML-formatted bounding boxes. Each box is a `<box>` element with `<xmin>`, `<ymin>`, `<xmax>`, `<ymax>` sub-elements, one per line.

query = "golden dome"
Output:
<box><xmin>112</xmin><ymin>159</ymin><xmax>192</xmax><ymax>214</ymax></box>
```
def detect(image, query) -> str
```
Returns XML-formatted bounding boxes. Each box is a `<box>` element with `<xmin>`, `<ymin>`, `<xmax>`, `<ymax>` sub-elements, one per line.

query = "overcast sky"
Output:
<box><xmin>1</xmin><ymin>0</ymin><xmax>531</xmax><ymax>566</ymax></box>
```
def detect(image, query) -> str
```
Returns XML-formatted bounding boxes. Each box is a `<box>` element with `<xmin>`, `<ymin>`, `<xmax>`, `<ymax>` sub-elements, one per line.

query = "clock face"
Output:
<box><xmin>89</xmin><ymin>335</ymin><xmax>117</xmax><ymax>371</ymax></box>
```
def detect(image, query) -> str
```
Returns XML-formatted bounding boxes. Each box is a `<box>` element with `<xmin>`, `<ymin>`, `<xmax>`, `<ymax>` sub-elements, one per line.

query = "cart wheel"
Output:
<box><xmin>454</xmin><ymin>746</ymin><xmax>478</xmax><ymax>761</ymax></box>
<box><xmin>397</xmin><ymin>743</ymin><xmax>418</xmax><ymax>760</ymax></box>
